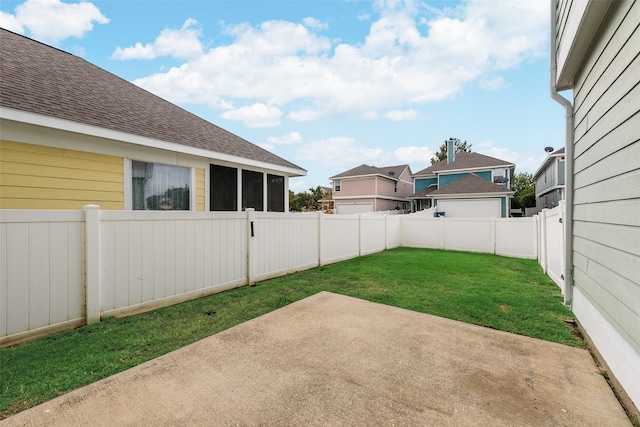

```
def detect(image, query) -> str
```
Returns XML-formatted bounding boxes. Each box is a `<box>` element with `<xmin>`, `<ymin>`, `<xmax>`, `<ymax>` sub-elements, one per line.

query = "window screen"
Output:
<box><xmin>242</xmin><ymin>170</ymin><xmax>263</xmax><ymax>211</ymax></box>
<box><xmin>267</xmin><ymin>174</ymin><xmax>284</xmax><ymax>212</ymax></box>
<box><xmin>132</xmin><ymin>161</ymin><xmax>190</xmax><ymax>210</ymax></box>
<box><xmin>210</xmin><ymin>164</ymin><xmax>238</xmax><ymax>211</ymax></box>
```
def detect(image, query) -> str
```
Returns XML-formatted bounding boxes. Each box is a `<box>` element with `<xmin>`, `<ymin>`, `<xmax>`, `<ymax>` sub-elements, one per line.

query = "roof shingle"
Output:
<box><xmin>331</xmin><ymin>164</ymin><xmax>409</xmax><ymax>180</ymax></box>
<box><xmin>430</xmin><ymin>173</ymin><xmax>513</xmax><ymax>196</ymax></box>
<box><xmin>0</xmin><ymin>29</ymin><xmax>304</xmax><ymax>173</ymax></box>
<box><xmin>413</xmin><ymin>152</ymin><xmax>513</xmax><ymax>176</ymax></box>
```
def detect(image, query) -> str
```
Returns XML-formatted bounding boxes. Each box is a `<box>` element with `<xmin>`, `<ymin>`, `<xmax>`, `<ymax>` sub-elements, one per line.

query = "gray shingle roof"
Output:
<box><xmin>331</xmin><ymin>164</ymin><xmax>409</xmax><ymax>180</ymax></box>
<box><xmin>0</xmin><ymin>29</ymin><xmax>304</xmax><ymax>173</ymax></box>
<box><xmin>413</xmin><ymin>152</ymin><xmax>513</xmax><ymax>176</ymax></box>
<box><xmin>409</xmin><ymin>185</ymin><xmax>437</xmax><ymax>198</ymax></box>
<box><xmin>430</xmin><ymin>173</ymin><xmax>513</xmax><ymax>196</ymax></box>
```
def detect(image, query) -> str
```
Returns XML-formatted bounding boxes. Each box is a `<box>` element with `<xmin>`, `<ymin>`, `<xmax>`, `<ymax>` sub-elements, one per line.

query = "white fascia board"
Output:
<box><xmin>330</xmin><ymin>173</ymin><xmax>397</xmax><ymax>181</ymax></box>
<box><xmin>1</xmin><ymin>107</ymin><xmax>306</xmax><ymax>177</ymax></box>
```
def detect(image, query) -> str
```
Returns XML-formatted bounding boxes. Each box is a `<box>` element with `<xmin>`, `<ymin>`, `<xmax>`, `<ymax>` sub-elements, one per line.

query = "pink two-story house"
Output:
<box><xmin>330</xmin><ymin>164</ymin><xmax>413</xmax><ymax>214</ymax></box>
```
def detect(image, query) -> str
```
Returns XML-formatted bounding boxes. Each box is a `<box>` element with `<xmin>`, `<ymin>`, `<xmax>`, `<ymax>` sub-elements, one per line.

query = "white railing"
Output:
<box><xmin>0</xmin><ymin>206</ymin><xmax>563</xmax><ymax>345</ymax></box>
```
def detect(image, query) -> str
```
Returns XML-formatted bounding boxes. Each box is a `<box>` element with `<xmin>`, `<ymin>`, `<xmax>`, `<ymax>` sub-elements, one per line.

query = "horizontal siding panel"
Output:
<box><xmin>196</xmin><ymin>168</ymin><xmax>205</xmax><ymax>212</ymax></box>
<box><xmin>574</xmin><ymin>266</ymin><xmax>640</xmax><ymax>355</ymax></box>
<box><xmin>1</xmin><ymin>140</ymin><xmax>125</xmax><ymax>210</ymax></box>
<box><xmin>1</xmin><ymin>146</ymin><xmax>123</xmax><ymax>173</ymax></box>
<box><xmin>573</xmin><ymin>0</ymin><xmax>638</xmax><ymax>115</ymax></box>
<box><xmin>574</xmin><ymin>82</ymin><xmax>640</xmax><ymax>155</ymax></box>
<box><xmin>0</xmin><ymin>199</ymin><xmax>123</xmax><ymax>210</ymax></box>
<box><xmin>573</xmin><ymin>199</ymin><xmax>640</xmax><ymax>227</ymax></box>
<box><xmin>0</xmin><ymin>174</ymin><xmax>123</xmax><ymax>192</ymax></box>
<box><xmin>573</xmin><ymin>221</ymin><xmax>640</xmax><ymax>260</ymax></box>
<box><xmin>578</xmin><ymin>53</ymin><xmax>640</xmax><ymax>141</ymax></box>
<box><xmin>0</xmin><ymin>186</ymin><xmax>123</xmax><ymax>202</ymax></box>
<box><xmin>574</xmin><ymin>235</ymin><xmax>640</xmax><ymax>286</ymax></box>
<box><xmin>1</xmin><ymin>140</ymin><xmax>122</xmax><ymax>163</ymax></box>
<box><xmin>0</xmin><ymin>161</ymin><xmax>123</xmax><ymax>182</ymax></box>
<box><xmin>574</xmin><ymin>170</ymin><xmax>640</xmax><ymax>204</ymax></box>
<box><xmin>573</xmin><ymin>112</ymin><xmax>639</xmax><ymax>175</ymax></box>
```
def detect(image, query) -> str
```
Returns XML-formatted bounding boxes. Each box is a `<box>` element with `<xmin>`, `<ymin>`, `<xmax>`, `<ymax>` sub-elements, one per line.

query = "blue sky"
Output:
<box><xmin>1</xmin><ymin>0</ymin><xmax>566</xmax><ymax>192</ymax></box>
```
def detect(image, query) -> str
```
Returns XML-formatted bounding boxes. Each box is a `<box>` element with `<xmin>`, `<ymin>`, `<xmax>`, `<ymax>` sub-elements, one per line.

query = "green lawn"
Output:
<box><xmin>0</xmin><ymin>247</ymin><xmax>579</xmax><ymax>419</ymax></box>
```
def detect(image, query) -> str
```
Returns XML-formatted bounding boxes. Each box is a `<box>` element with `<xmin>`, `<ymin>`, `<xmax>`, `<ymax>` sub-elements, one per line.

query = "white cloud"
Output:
<box><xmin>0</xmin><ymin>0</ymin><xmax>108</xmax><ymax>44</ymax></box>
<box><xmin>112</xmin><ymin>18</ymin><xmax>203</xmax><ymax>60</ymax></box>
<box><xmin>393</xmin><ymin>146</ymin><xmax>433</xmax><ymax>165</ymax></box>
<box><xmin>132</xmin><ymin>0</ymin><xmax>549</xmax><ymax>123</ymax></box>
<box><xmin>385</xmin><ymin>109</ymin><xmax>418</xmax><ymax>121</ymax></box>
<box><xmin>0</xmin><ymin>11</ymin><xmax>23</xmax><ymax>33</ymax></box>
<box><xmin>476</xmin><ymin>140</ymin><xmax>545</xmax><ymax>173</ymax></box>
<box><xmin>302</xmin><ymin>17</ymin><xmax>327</xmax><ymax>30</ymax></box>
<box><xmin>478</xmin><ymin>76</ymin><xmax>508</xmax><ymax>91</ymax></box>
<box><xmin>267</xmin><ymin>132</ymin><xmax>304</xmax><ymax>145</ymax></box>
<box><xmin>296</xmin><ymin>136</ymin><xmax>385</xmax><ymax>168</ymax></box>
<box><xmin>295</xmin><ymin>136</ymin><xmax>434</xmax><ymax>172</ymax></box>
<box><xmin>220</xmin><ymin>103</ymin><xmax>282</xmax><ymax>128</ymax></box>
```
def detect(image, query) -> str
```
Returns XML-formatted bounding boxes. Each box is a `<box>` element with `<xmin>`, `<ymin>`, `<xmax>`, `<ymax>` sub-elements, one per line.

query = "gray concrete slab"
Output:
<box><xmin>2</xmin><ymin>292</ymin><xmax>630</xmax><ymax>426</ymax></box>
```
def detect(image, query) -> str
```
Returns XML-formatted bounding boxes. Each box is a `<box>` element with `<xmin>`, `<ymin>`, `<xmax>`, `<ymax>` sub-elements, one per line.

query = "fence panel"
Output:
<box><xmin>320</xmin><ymin>215</ymin><xmax>360</xmax><ymax>264</ymax></box>
<box><xmin>99</xmin><ymin>211</ymin><xmax>247</xmax><ymax>316</ymax></box>
<box><xmin>0</xmin><ymin>210</ymin><xmax>84</xmax><ymax>344</ymax></box>
<box><xmin>401</xmin><ymin>216</ymin><xmax>443</xmax><ymax>249</ymax></box>
<box><xmin>360</xmin><ymin>215</ymin><xmax>387</xmax><ymax>255</ymax></box>
<box><xmin>443</xmin><ymin>218</ymin><xmax>493</xmax><ymax>253</ymax></box>
<box><xmin>1</xmin><ymin>207</ymin><xmax>563</xmax><ymax>345</ymax></box>
<box><xmin>495</xmin><ymin>218</ymin><xmax>537</xmax><ymax>259</ymax></box>
<box><xmin>385</xmin><ymin>216</ymin><xmax>402</xmax><ymax>249</ymax></box>
<box><xmin>251</xmin><ymin>212</ymin><xmax>319</xmax><ymax>282</ymax></box>
<box><xmin>543</xmin><ymin>205</ymin><xmax>565</xmax><ymax>288</ymax></box>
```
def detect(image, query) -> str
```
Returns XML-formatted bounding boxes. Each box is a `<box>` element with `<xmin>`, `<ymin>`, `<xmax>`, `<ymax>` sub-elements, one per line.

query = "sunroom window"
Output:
<box><xmin>132</xmin><ymin>161</ymin><xmax>190</xmax><ymax>210</ymax></box>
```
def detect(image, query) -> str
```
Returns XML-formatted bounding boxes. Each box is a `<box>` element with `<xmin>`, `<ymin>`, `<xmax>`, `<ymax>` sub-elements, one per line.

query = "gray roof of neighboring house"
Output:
<box><xmin>429</xmin><ymin>173</ymin><xmax>514</xmax><ymax>196</ymax></box>
<box><xmin>331</xmin><ymin>164</ymin><xmax>410</xmax><ymax>180</ymax></box>
<box><xmin>413</xmin><ymin>152</ymin><xmax>514</xmax><ymax>176</ymax></box>
<box><xmin>409</xmin><ymin>184</ymin><xmax>437</xmax><ymax>199</ymax></box>
<box><xmin>0</xmin><ymin>29</ymin><xmax>304</xmax><ymax>173</ymax></box>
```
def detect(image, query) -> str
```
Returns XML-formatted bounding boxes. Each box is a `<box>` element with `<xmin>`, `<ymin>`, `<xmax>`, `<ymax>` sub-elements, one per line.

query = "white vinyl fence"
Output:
<box><xmin>0</xmin><ymin>205</ymin><xmax>563</xmax><ymax>345</ymax></box>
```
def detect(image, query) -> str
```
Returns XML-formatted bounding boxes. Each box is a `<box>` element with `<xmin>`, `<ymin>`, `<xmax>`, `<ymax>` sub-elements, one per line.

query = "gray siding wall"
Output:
<box><xmin>571</xmin><ymin>0</ymin><xmax>640</xmax><ymax>356</ymax></box>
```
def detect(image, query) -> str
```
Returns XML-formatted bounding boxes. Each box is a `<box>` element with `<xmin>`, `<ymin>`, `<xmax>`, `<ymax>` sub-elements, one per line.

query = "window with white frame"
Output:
<box><xmin>132</xmin><ymin>161</ymin><xmax>190</xmax><ymax>210</ymax></box>
<box><xmin>334</xmin><ymin>179</ymin><xmax>341</xmax><ymax>192</ymax></box>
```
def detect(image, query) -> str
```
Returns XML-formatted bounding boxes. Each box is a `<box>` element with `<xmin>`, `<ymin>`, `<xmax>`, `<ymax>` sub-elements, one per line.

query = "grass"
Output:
<box><xmin>0</xmin><ymin>247</ymin><xmax>579</xmax><ymax>419</ymax></box>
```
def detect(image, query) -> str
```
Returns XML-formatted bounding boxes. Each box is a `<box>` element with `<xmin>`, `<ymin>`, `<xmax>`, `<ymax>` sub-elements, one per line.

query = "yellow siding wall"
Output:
<box><xmin>195</xmin><ymin>168</ymin><xmax>205</xmax><ymax>211</ymax></box>
<box><xmin>0</xmin><ymin>140</ymin><xmax>124</xmax><ymax>210</ymax></box>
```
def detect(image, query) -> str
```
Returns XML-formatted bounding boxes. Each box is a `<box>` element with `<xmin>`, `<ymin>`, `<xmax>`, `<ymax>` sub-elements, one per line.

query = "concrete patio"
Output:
<box><xmin>1</xmin><ymin>292</ymin><xmax>630</xmax><ymax>426</ymax></box>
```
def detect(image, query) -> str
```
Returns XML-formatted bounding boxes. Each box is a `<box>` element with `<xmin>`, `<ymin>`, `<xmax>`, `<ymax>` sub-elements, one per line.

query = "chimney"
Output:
<box><xmin>447</xmin><ymin>138</ymin><xmax>457</xmax><ymax>164</ymax></box>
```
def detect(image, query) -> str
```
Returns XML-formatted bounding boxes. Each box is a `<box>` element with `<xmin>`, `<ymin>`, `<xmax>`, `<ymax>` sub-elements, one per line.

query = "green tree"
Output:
<box><xmin>430</xmin><ymin>138</ymin><xmax>472</xmax><ymax>165</ymax></box>
<box><xmin>511</xmin><ymin>172</ymin><xmax>536</xmax><ymax>209</ymax></box>
<box><xmin>288</xmin><ymin>186</ymin><xmax>326</xmax><ymax>212</ymax></box>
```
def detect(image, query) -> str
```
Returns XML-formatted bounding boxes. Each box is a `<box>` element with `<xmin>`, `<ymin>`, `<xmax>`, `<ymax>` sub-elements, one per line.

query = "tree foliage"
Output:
<box><xmin>511</xmin><ymin>172</ymin><xmax>536</xmax><ymax>209</ymax></box>
<box><xmin>430</xmin><ymin>138</ymin><xmax>472</xmax><ymax>165</ymax></box>
<box><xmin>289</xmin><ymin>186</ymin><xmax>326</xmax><ymax>212</ymax></box>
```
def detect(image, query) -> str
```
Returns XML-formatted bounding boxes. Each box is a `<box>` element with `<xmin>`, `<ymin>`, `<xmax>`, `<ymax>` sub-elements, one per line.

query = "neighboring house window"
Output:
<box><xmin>242</xmin><ymin>170</ymin><xmax>263</xmax><ymax>211</ymax></box>
<box><xmin>394</xmin><ymin>181</ymin><xmax>398</xmax><ymax>193</ymax></box>
<box><xmin>210</xmin><ymin>164</ymin><xmax>237</xmax><ymax>211</ymax></box>
<box><xmin>267</xmin><ymin>174</ymin><xmax>285</xmax><ymax>212</ymax></box>
<box><xmin>132</xmin><ymin>161</ymin><xmax>190</xmax><ymax>210</ymax></box>
<box><xmin>334</xmin><ymin>179</ymin><xmax>341</xmax><ymax>192</ymax></box>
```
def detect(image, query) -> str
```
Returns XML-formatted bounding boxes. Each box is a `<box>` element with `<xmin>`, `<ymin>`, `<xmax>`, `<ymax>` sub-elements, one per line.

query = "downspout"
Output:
<box><xmin>549</xmin><ymin>0</ymin><xmax>574</xmax><ymax>305</ymax></box>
